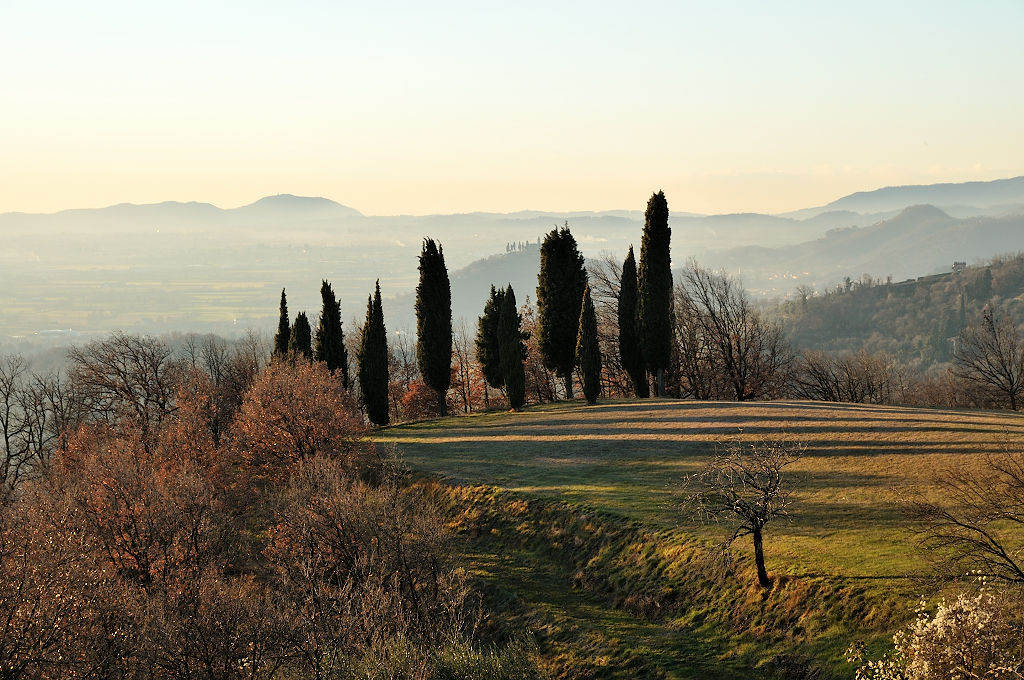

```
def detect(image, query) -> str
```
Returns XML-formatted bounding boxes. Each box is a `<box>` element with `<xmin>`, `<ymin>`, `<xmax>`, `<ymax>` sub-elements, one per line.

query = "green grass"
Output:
<box><xmin>377</xmin><ymin>399</ymin><xmax>1024</xmax><ymax>677</ymax></box>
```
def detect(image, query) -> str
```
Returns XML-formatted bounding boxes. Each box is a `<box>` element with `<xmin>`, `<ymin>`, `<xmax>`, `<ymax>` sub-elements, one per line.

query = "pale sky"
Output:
<box><xmin>1</xmin><ymin>1</ymin><xmax>1022</xmax><ymax>216</ymax></box>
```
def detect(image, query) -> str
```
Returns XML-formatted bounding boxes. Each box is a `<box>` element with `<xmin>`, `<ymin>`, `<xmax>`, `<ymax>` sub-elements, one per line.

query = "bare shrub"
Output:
<box><xmin>267</xmin><ymin>456</ymin><xmax>472</xmax><ymax>676</ymax></box>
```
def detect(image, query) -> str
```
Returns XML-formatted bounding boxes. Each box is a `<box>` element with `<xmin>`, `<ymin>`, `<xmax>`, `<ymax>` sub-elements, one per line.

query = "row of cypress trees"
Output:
<box><xmin>476</xmin><ymin>191</ymin><xmax>671</xmax><ymax>406</ymax></box>
<box><xmin>272</xmin><ymin>190</ymin><xmax>670</xmax><ymax>421</ymax></box>
<box><xmin>272</xmin><ymin>238</ymin><xmax>457</xmax><ymax>428</ymax></box>
<box><xmin>617</xmin><ymin>191</ymin><xmax>673</xmax><ymax>398</ymax></box>
<box><xmin>273</xmin><ymin>281</ymin><xmax>350</xmax><ymax>389</ymax></box>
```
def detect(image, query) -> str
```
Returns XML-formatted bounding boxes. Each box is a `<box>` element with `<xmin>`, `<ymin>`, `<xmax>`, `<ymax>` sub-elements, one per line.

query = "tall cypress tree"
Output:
<box><xmin>499</xmin><ymin>284</ymin><xmax>528</xmax><ymax>411</ymax></box>
<box><xmin>314</xmin><ymin>280</ymin><xmax>349</xmax><ymax>388</ymax></box>
<box><xmin>415</xmin><ymin>238</ymin><xmax>452</xmax><ymax>416</ymax></box>
<box><xmin>638</xmin><ymin>191</ymin><xmax>673</xmax><ymax>397</ymax></box>
<box><xmin>476</xmin><ymin>285</ymin><xmax>506</xmax><ymax>392</ymax></box>
<box><xmin>273</xmin><ymin>288</ymin><xmax>290</xmax><ymax>356</ymax></box>
<box><xmin>537</xmin><ymin>224</ymin><xmax>587</xmax><ymax>399</ymax></box>
<box><xmin>288</xmin><ymin>312</ymin><xmax>313</xmax><ymax>360</ymax></box>
<box><xmin>618</xmin><ymin>246</ymin><xmax>648</xmax><ymax>397</ymax></box>
<box><xmin>358</xmin><ymin>281</ymin><xmax>390</xmax><ymax>426</ymax></box>
<box><xmin>576</xmin><ymin>284</ymin><xmax>601</xmax><ymax>406</ymax></box>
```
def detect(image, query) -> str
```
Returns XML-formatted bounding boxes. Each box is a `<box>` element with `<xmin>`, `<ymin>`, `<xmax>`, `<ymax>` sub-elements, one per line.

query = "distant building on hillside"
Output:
<box><xmin>953</xmin><ymin>261</ymin><xmax>967</xmax><ymax>275</ymax></box>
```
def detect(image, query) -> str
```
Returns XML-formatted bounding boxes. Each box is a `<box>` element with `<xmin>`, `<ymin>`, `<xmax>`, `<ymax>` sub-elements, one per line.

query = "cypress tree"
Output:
<box><xmin>537</xmin><ymin>223</ymin><xmax>587</xmax><ymax>399</ymax></box>
<box><xmin>314</xmin><ymin>280</ymin><xmax>349</xmax><ymax>388</ymax></box>
<box><xmin>638</xmin><ymin>191</ymin><xmax>673</xmax><ymax>397</ymax></box>
<box><xmin>358</xmin><ymin>280</ymin><xmax>390</xmax><ymax>426</ymax></box>
<box><xmin>576</xmin><ymin>284</ymin><xmax>601</xmax><ymax>406</ymax></box>
<box><xmin>415</xmin><ymin>238</ymin><xmax>452</xmax><ymax>416</ymax></box>
<box><xmin>273</xmin><ymin>288</ymin><xmax>290</xmax><ymax>356</ymax></box>
<box><xmin>288</xmin><ymin>312</ymin><xmax>313</xmax><ymax>360</ymax></box>
<box><xmin>618</xmin><ymin>246</ymin><xmax>649</xmax><ymax>397</ymax></box>
<box><xmin>499</xmin><ymin>284</ymin><xmax>528</xmax><ymax>411</ymax></box>
<box><xmin>476</xmin><ymin>285</ymin><xmax>506</xmax><ymax>392</ymax></box>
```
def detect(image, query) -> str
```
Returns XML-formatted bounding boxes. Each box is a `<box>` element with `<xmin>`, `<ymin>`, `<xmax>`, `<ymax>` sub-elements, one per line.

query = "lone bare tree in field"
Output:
<box><xmin>685</xmin><ymin>437</ymin><xmax>804</xmax><ymax>588</ymax></box>
<box><xmin>953</xmin><ymin>308</ymin><xmax>1024</xmax><ymax>410</ymax></box>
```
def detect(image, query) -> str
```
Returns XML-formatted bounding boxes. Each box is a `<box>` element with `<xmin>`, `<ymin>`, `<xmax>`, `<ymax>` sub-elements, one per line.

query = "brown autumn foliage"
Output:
<box><xmin>0</xmin><ymin>334</ymin><xmax>535</xmax><ymax>680</ymax></box>
<box><xmin>231</xmin><ymin>359</ymin><xmax>370</xmax><ymax>485</ymax></box>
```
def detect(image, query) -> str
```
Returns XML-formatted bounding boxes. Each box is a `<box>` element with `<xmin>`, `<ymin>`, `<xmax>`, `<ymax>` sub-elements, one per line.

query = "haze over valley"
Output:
<box><xmin>3</xmin><ymin>175</ymin><xmax>1023</xmax><ymax>352</ymax></box>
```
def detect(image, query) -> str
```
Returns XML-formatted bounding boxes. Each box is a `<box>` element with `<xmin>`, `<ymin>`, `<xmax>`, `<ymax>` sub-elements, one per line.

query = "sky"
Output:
<box><xmin>1</xmin><ymin>1</ymin><xmax>1022</xmax><ymax>216</ymax></box>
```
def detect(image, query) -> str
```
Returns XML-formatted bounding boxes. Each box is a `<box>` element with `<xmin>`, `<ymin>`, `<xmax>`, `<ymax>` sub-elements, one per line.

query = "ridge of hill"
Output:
<box><xmin>772</xmin><ymin>251</ymin><xmax>1024</xmax><ymax>364</ymax></box>
<box><xmin>703</xmin><ymin>205</ymin><xmax>1024</xmax><ymax>297</ymax></box>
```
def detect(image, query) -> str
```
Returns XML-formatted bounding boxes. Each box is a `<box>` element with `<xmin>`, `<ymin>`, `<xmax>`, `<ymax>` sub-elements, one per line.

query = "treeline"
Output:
<box><xmin>0</xmin><ymin>332</ymin><xmax>541</xmax><ymax>679</ymax></box>
<box><xmin>259</xmin><ymin>196</ymin><xmax>1024</xmax><ymax>422</ymax></box>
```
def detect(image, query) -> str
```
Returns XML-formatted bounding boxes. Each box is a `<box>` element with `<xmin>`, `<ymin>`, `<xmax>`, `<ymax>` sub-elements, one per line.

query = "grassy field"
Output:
<box><xmin>376</xmin><ymin>399</ymin><xmax>1024</xmax><ymax>677</ymax></box>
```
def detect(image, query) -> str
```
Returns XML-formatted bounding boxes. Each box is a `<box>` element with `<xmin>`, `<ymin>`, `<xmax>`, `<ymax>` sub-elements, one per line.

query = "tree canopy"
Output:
<box><xmin>638</xmin><ymin>191</ymin><xmax>673</xmax><ymax>396</ymax></box>
<box><xmin>313</xmin><ymin>280</ymin><xmax>348</xmax><ymax>388</ymax></box>
<box><xmin>415</xmin><ymin>238</ymin><xmax>452</xmax><ymax>416</ymax></box>
<box><xmin>537</xmin><ymin>224</ymin><xmax>587</xmax><ymax>399</ymax></box>
<box><xmin>358</xmin><ymin>281</ymin><xmax>390</xmax><ymax>426</ymax></box>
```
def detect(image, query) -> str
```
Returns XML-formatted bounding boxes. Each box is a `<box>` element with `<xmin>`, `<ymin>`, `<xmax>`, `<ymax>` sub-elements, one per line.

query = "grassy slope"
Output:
<box><xmin>376</xmin><ymin>400</ymin><xmax>1024</xmax><ymax>677</ymax></box>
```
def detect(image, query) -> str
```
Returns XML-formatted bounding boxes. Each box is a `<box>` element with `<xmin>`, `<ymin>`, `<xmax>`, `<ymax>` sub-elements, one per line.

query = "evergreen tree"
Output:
<box><xmin>537</xmin><ymin>223</ymin><xmax>587</xmax><ymax>399</ymax></box>
<box><xmin>476</xmin><ymin>285</ymin><xmax>506</xmax><ymax>392</ymax></box>
<box><xmin>638</xmin><ymin>191</ymin><xmax>673</xmax><ymax>397</ymax></box>
<box><xmin>618</xmin><ymin>246</ymin><xmax>649</xmax><ymax>397</ymax></box>
<box><xmin>314</xmin><ymin>280</ymin><xmax>349</xmax><ymax>388</ymax></box>
<box><xmin>576</xmin><ymin>284</ymin><xmax>601</xmax><ymax>406</ymax></box>
<box><xmin>499</xmin><ymin>284</ymin><xmax>528</xmax><ymax>410</ymax></box>
<box><xmin>288</xmin><ymin>312</ymin><xmax>313</xmax><ymax>360</ymax></box>
<box><xmin>415</xmin><ymin>238</ymin><xmax>452</xmax><ymax>416</ymax></box>
<box><xmin>358</xmin><ymin>281</ymin><xmax>390</xmax><ymax>426</ymax></box>
<box><xmin>273</xmin><ymin>288</ymin><xmax>290</xmax><ymax>356</ymax></box>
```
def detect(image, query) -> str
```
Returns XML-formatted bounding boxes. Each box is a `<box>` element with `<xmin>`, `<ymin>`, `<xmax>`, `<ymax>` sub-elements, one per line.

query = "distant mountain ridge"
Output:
<box><xmin>783</xmin><ymin>175</ymin><xmax>1024</xmax><ymax>219</ymax></box>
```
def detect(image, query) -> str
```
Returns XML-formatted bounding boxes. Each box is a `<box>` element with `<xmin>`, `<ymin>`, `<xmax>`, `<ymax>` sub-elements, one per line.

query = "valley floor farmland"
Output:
<box><xmin>376</xmin><ymin>400</ymin><xmax>1024</xmax><ymax>677</ymax></box>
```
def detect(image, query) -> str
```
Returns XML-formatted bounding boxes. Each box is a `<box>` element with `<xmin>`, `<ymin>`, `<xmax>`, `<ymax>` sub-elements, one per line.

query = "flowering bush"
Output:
<box><xmin>850</xmin><ymin>590</ymin><xmax>1024</xmax><ymax>679</ymax></box>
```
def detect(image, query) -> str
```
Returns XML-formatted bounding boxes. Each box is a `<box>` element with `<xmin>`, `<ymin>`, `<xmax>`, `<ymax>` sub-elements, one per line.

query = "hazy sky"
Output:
<box><xmin>1</xmin><ymin>1</ymin><xmax>1022</xmax><ymax>216</ymax></box>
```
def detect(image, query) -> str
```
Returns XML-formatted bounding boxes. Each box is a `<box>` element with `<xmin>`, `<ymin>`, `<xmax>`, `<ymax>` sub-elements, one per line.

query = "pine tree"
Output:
<box><xmin>273</xmin><ymin>288</ymin><xmax>290</xmax><ymax>356</ymax></box>
<box><xmin>499</xmin><ymin>284</ymin><xmax>528</xmax><ymax>410</ymax></box>
<box><xmin>476</xmin><ymin>285</ymin><xmax>506</xmax><ymax>392</ymax></box>
<box><xmin>288</xmin><ymin>312</ymin><xmax>313</xmax><ymax>360</ymax></box>
<box><xmin>618</xmin><ymin>246</ymin><xmax>648</xmax><ymax>397</ymax></box>
<box><xmin>576</xmin><ymin>284</ymin><xmax>601</xmax><ymax>406</ymax></box>
<box><xmin>415</xmin><ymin>238</ymin><xmax>452</xmax><ymax>416</ymax></box>
<box><xmin>638</xmin><ymin>191</ymin><xmax>673</xmax><ymax>397</ymax></box>
<box><xmin>537</xmin><ymin>223</ymin><xmax>587</xmax><ymax>399</ymax></box>
<box><xmin>358</xmin><ymin>281</ymin><xmax>390</xmax><ymax>426</ymax></box>
<box><xmin>314</xmin><ymin>280</ymin><xmax>349</xmax><ymax>388</ymax></box>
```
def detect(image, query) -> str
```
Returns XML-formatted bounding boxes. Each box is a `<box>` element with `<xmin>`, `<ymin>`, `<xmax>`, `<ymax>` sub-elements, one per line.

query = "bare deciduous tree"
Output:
<box><xmin>68</xmin><ymin>332</ymin><xmax>181</xmax><ymax>441</ymax></box>
<box><xmin>675</xmin><ymin>263</ymin><xmax>792</xmax><ymax>401</ymax></box>
<box><xmin>0</xmin><ymin>356</ymin><xmax>70</xmax><ymax>499</ymax></box>
<box><xmin>953</xmin><ymin>308</ymin><xmax>1024</xmax><ymax>410</ymax></box>
<box><xmin>792</xmin><ymin>349</ymin><xmax>906</xmax><ymax>405</ymax></box>
<box><xmin>910</xmin><ymin>449</ymin><xmax>1024</xmax><ymax>582</ymax></box>
<box><xmin>685</xmin><ymin>437</ymin><xmax>804</xmax><ymax>588</ymax></box>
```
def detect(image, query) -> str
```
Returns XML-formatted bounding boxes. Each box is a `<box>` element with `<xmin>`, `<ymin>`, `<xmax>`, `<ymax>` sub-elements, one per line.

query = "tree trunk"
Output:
<box><xmin>752</xmin><ymin>527</ymin><xmax>770</xmax><ymax>588</ymax></box>
<box><xmin>563</xmin><ymin>372</ymin><xmax>574</xmax><ymax>400</ymax></box>
<box><xmin>437</xmin><ymin>390</ymin><xmax>448</xmax><ymax>417</ymax></box>
<box><xmin>656</xmin><ymin>367</ymin><xmax>666</xmax><ymax>398</ymax></box>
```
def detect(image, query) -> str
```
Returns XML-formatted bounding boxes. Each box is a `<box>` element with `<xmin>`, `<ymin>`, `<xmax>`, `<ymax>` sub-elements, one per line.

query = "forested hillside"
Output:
<box><xmin>773</xmin><ymin>251</ymin><xmax>1024</xmax><ymax>365</ymax></box>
